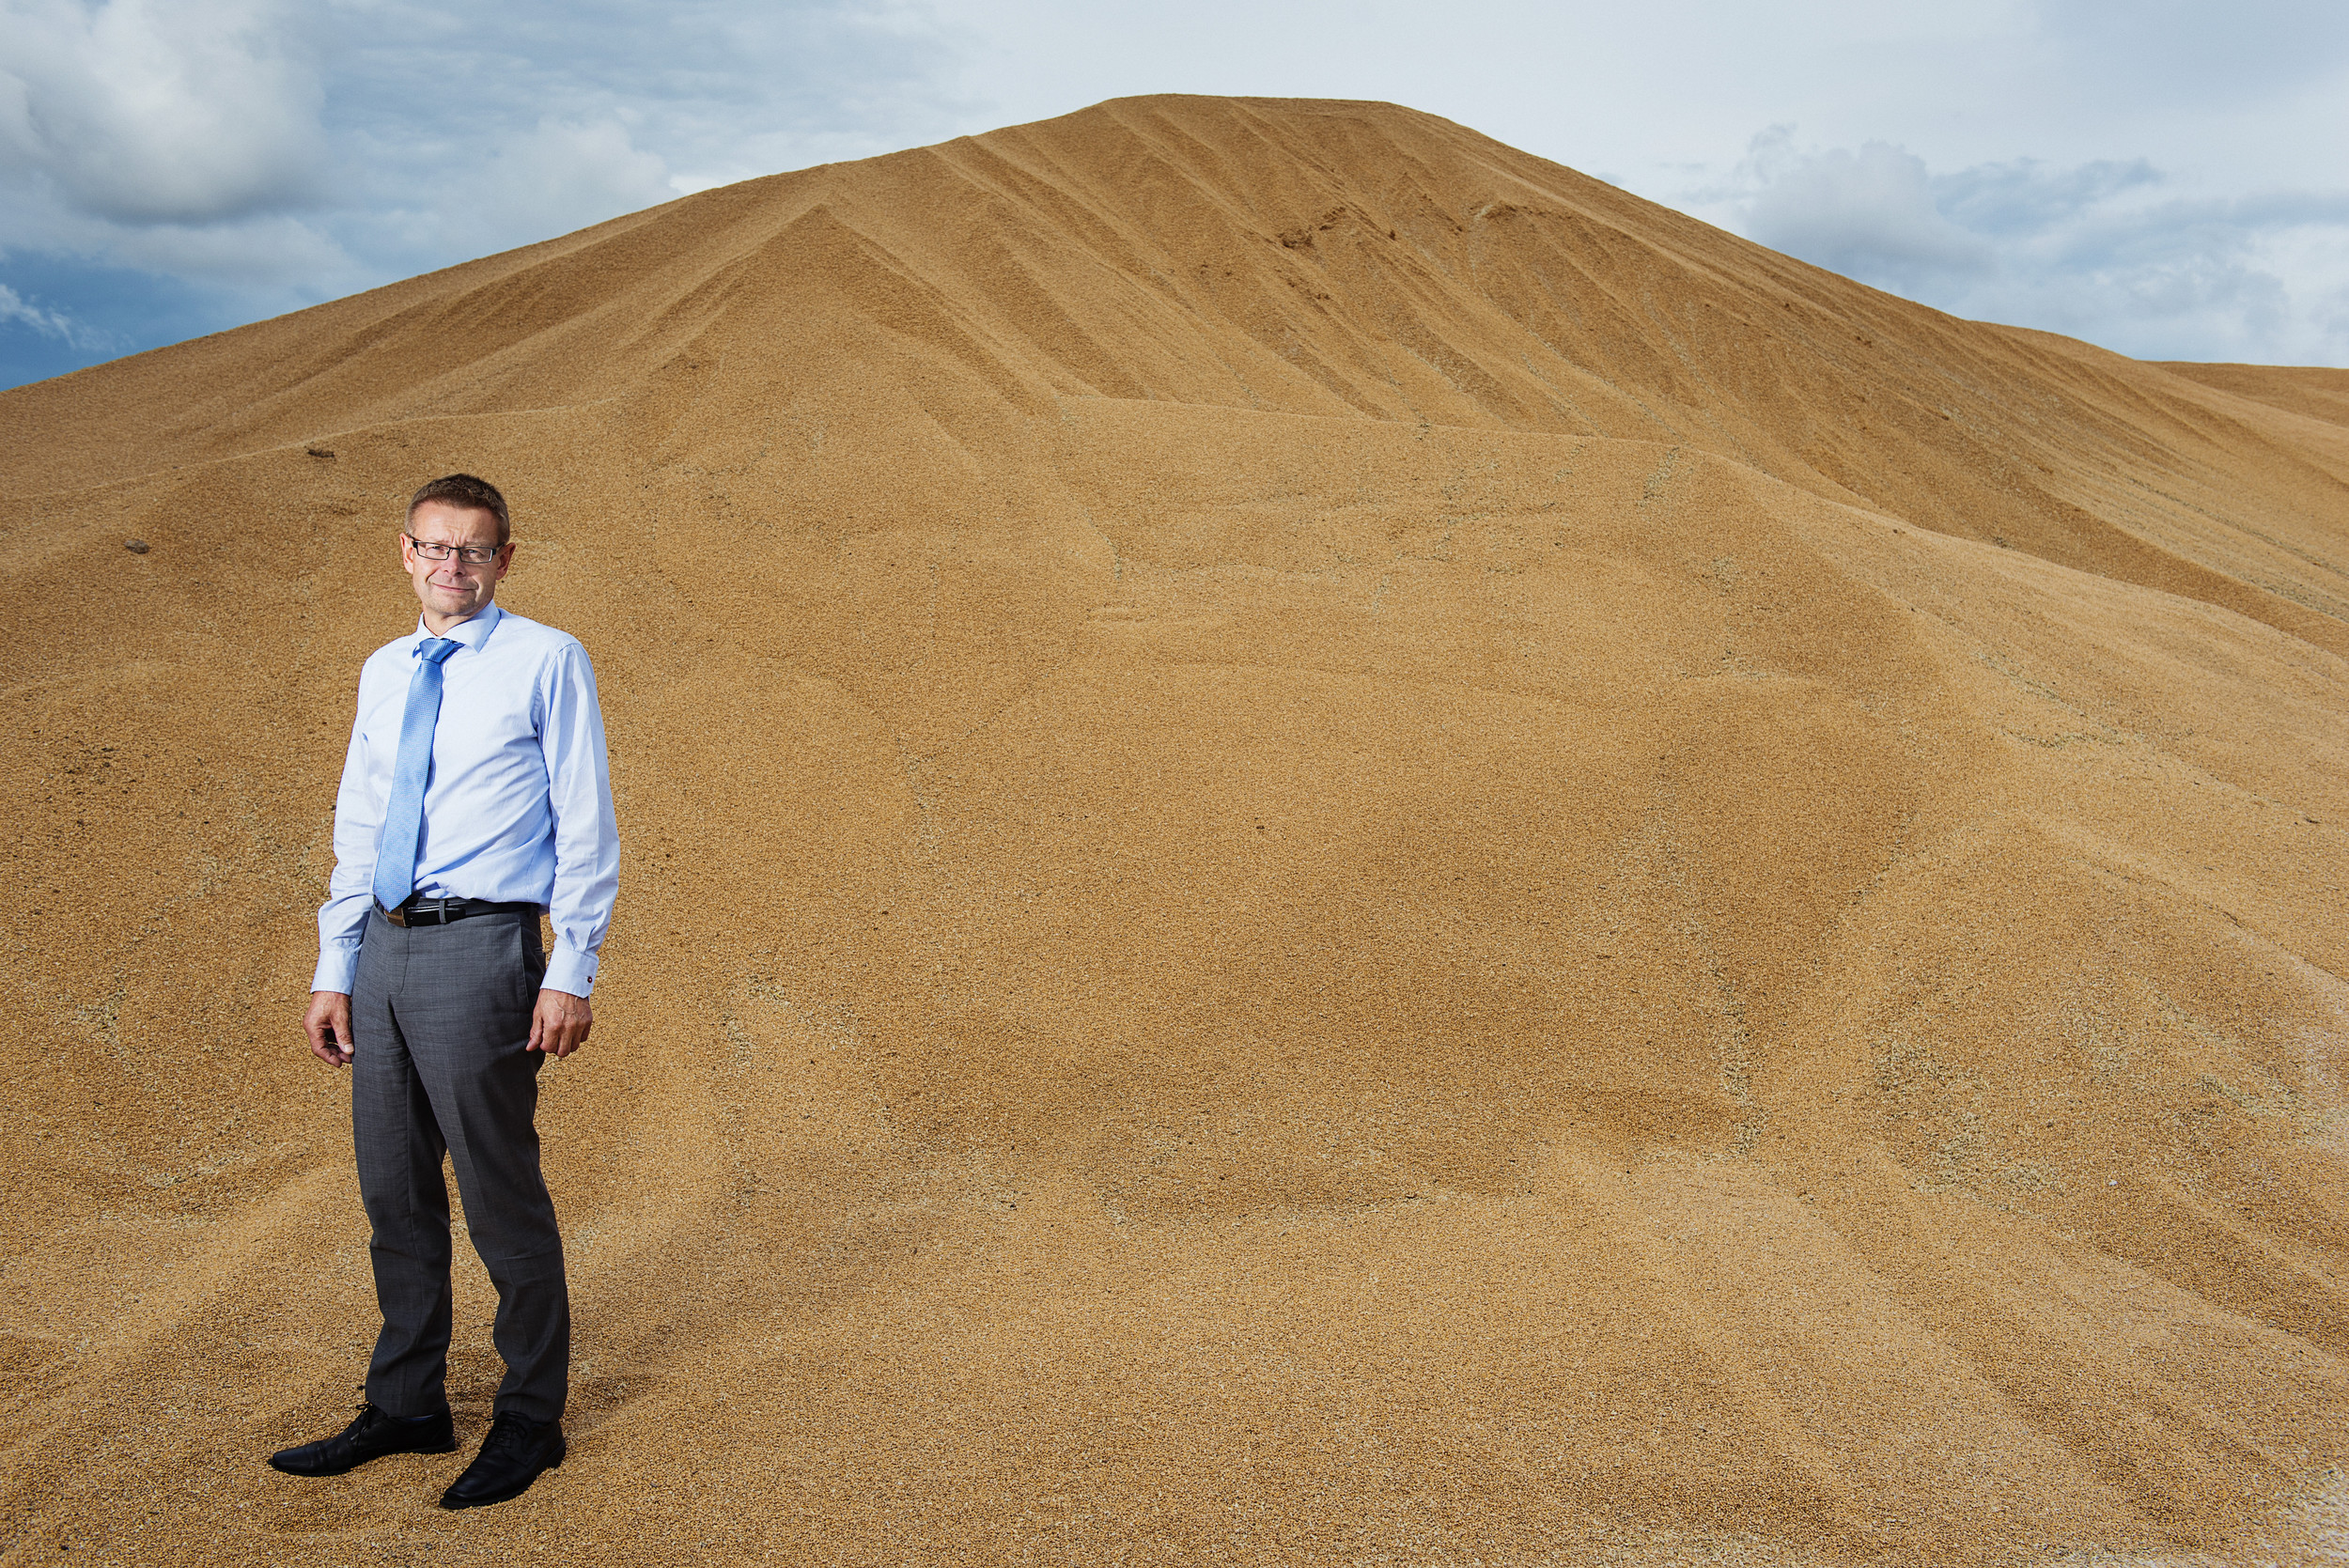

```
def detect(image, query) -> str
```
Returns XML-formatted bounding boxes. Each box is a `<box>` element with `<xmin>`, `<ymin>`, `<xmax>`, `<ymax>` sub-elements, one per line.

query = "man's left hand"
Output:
<box><xmin>529</xmin><ymin>988</ymin><xmax>592</xmax><ymax>1058</ymax></box>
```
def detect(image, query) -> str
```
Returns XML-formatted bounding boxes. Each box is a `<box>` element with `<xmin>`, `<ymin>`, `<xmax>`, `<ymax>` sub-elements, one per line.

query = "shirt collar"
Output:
<box><xmin>412</xmin><ymin>600</ymin><xmax>505</xmax><ymax>654</ymax></box>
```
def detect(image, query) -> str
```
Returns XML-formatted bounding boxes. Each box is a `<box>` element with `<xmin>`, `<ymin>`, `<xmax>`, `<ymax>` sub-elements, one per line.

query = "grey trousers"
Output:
<box><xmin>350</xmin><ymin>906</ymin><xmax>568</xmax><ymax>1424</ymax></box>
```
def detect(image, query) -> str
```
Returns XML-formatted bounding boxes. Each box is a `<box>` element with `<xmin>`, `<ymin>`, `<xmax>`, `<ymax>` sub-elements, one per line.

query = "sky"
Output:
<box><xmin>5</xmin><ymin>0</ymin><xmax>2347</xmax><ymax>390</ymax></box>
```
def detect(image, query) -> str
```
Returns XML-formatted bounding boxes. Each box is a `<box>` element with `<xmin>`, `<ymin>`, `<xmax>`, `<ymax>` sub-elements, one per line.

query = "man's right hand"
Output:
<box><xmin>305</xmin><ymin>991</ymin><xmax>353</xmax><ymax>1067</ymax></box>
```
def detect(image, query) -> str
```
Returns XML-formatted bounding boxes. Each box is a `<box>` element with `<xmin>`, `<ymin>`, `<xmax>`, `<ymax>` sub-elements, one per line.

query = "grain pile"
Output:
<box><xmin>2</xmin><ymin>96</ymin><xmax>2345</xmax><ymax>1566</ymax></box>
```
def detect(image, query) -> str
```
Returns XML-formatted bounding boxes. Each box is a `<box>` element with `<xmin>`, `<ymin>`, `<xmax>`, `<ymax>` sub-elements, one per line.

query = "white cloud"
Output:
<box><xmin>0</xmin><ymin>280</ymin><xmax>82</xmax><ymax>339</ymax></box>
<box><xmin>1735</xmin><ymin>130</ymin><xmax>1995</xmax><ymax>288</ymax></box>
<box><xmin>1701</xmin><ymin>128</ymin><xmax>2349</xmax><ymax>363</ymax></box>
<box><xmin>1974</xmin><ymin>188</ymin><xmax>2349</xmax><ymax>361</ymax></box>
<box><xmin>0</xmin><ymin>0</ymin><xmax>326</xmax><ymax>224</ymax></box>
<box><xmin>1933</xmin><ymin>157</ymin><xmax>2159</xmax><ymax>237</ymax></box>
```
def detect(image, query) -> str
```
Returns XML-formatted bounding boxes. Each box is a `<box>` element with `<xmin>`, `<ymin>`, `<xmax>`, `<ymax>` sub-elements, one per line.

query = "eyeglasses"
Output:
<box><xmin>405</xmin><ymin>535</ymin><xmax>505</xmax><ymax>566</ymax></box>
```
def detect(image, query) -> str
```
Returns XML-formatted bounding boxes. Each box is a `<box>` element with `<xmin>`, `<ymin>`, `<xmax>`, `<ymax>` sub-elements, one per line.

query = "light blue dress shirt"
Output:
<box><xmin>314</xmin><ymin>602</ymin><xmax>620</xmax><ymax>998</ymax></box>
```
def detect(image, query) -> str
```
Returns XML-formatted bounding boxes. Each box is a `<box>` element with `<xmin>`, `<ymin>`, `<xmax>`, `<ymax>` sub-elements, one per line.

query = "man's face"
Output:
<box><xmin>402</xmin><ymin>501</ymin><xmax>510</xmax><ymax>626</ymax></box>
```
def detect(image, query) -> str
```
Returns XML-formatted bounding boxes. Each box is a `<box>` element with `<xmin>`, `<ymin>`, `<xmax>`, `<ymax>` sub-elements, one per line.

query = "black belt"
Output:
<box><xmin>377</xmin><ymin>894</ymin><xmax>542</xmax><ymax>928</ymax></box>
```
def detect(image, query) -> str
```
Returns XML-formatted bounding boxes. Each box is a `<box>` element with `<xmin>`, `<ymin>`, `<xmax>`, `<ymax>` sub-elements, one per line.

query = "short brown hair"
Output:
<box><xmin>407</xmin><ymin>474</ymin><xmax>511</xmax><ymax>546</ymax></box>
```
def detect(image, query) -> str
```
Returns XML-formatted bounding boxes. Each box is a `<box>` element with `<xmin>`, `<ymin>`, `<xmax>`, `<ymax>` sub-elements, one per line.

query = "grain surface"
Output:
<box><xmin>3</xmin><ymin>95</ymin><xmax>2346</xmax><ymax>1567</ymax></box>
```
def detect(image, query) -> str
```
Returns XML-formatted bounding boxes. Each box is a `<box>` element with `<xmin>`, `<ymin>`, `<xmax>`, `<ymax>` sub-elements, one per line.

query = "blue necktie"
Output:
<box><xmin>372</xmin><ymin>637</ymin><xmax>462</xmax><ymax>912</ymax></box>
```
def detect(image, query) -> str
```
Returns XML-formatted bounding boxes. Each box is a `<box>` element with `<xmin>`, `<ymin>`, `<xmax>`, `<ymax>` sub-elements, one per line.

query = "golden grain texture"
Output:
<box><xmin>2</xmin><ymin>96</ymin><xmax>2345</xmax><ymax>1567</ymax></box>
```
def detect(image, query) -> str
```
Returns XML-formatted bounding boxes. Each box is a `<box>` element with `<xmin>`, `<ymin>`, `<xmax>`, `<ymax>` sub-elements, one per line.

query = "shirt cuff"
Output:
<box><xmin>542</xmin><ymin>946</ymin><xmax>599</xmax><ymax>998</ymax></box>
<box><xmin>312</xmin><ymin>949</ymin><xmax>360</xmax><ymax>995</ymax></box>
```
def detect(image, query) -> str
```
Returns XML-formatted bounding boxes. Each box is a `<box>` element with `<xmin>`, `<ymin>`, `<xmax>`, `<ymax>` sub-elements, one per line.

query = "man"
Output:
<box><xmin>272</xmin><ymin>474</ymin><xmax>619</xmax><ymax>1511</ymax></box>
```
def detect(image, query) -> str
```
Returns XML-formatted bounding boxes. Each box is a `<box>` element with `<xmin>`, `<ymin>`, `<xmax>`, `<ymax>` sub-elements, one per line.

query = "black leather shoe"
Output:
<box><xmin>269</xmin><ymin>1403</ymin><xmax>458</xmax><ymax>1476</ymax></box>
<box><xmin>438</xmin><ymin>1413</ymin><xmax>565</xmax><ymax>1510</ymax></box>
